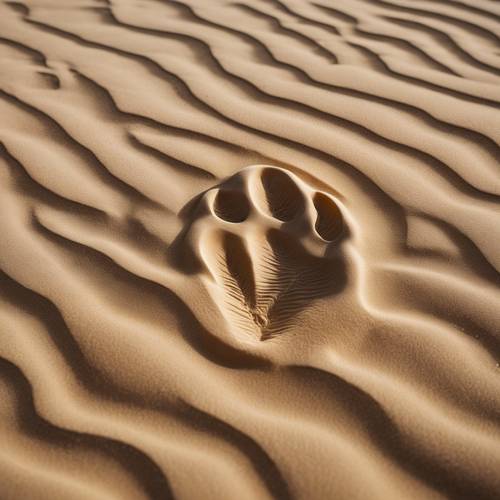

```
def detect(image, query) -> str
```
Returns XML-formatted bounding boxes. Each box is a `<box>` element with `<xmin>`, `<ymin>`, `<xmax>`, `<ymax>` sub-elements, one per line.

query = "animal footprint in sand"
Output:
<box><xmin>176</xmin><ymin>166</ymin><xmax>346</xmax><ymax>342</ymax></box>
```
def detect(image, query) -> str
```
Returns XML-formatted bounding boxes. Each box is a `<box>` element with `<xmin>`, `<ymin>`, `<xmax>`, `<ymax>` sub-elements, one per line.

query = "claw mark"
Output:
<box><xmin>217</xmin><ymin>228</ymin><xmax>343</xmax><ymax>341</ymax></box>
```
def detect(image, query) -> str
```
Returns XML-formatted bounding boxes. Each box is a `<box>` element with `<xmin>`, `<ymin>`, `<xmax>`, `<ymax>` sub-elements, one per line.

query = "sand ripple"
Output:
<box><xmin>0</xmin><ymin>0</ymin><xmax>499</xmax><ymax>498</ymax></box>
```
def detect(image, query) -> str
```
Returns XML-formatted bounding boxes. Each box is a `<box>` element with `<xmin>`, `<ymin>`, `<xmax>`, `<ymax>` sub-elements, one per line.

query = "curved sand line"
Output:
<box><xmin>0</xmin><ymin>0</ymin><xmax>499</xmax><ymax>498</ymax></box>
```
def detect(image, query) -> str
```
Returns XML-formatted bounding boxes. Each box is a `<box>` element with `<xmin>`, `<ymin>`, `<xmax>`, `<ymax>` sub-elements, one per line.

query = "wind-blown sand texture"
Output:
<box><xmin>0</xmin><ymin>0</ymin><xmax>500</xmax><ymax>498</ymax></box>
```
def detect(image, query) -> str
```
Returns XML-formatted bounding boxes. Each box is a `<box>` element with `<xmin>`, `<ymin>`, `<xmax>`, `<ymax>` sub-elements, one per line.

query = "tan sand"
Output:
<box><xmin>0</xmin><ymin>0</ymin><xmax>499</xmax><ymax>498</ymax></box>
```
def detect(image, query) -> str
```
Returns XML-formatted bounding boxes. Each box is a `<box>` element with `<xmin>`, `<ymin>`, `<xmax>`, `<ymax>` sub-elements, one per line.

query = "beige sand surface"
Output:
<box><xmin>0</xmin><ymin>0</ymin><xmax>499</xmax><ymax>498</ymax></box>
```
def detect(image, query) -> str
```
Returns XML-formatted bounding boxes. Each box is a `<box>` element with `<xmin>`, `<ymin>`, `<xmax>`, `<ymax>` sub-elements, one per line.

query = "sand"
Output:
<box><xmin>0</xmin><ymin>0</ymin><xmax>499</xmax><ymax>498</ymax></box>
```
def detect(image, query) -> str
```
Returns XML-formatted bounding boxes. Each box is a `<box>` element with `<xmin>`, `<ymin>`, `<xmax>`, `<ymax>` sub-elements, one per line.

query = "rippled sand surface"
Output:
<box><xmin>1</xmin><ymin>0</ymin><xmax>500</xmax><ymax>498</ymax></box>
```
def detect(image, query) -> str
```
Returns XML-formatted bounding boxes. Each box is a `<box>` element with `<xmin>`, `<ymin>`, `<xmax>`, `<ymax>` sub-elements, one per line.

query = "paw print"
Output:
<box><xmin>173</xmin><ymin>165</ymin><xmax>347</xmax><ymax>342</ymax></box>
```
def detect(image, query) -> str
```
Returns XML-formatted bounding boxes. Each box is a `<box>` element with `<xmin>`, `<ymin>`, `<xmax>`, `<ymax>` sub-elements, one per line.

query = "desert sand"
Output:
<box><xmin>0</xmin><ymin>0</ymin><xmax>499</xmax><ymax>498</ymax></box>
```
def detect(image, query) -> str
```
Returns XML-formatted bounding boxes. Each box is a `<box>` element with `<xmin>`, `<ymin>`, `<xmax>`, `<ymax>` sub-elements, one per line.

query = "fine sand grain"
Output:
<box><xmin>0</xmin><ymin>0</ymin><xmax>499</xmax><ymax>498</ymax></box>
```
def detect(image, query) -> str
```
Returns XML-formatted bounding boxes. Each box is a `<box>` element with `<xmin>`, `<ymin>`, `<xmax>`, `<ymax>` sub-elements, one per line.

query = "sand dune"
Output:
<box><xmin>0</xmin><ymin>0</ymin><xmax>499</xmax><ymax>498</ymax></box>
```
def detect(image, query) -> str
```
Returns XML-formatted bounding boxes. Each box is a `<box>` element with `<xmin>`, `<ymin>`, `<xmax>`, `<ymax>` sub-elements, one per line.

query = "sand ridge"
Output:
<box><xmin>0</xmin><ymin>0</ymin><xmax>499</xmax><ymax>498</ymax></box>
